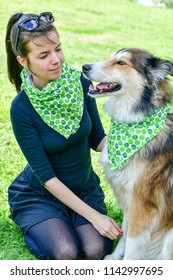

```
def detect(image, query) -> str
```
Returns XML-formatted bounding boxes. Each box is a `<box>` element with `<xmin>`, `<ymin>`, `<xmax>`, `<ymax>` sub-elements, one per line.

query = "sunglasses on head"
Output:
<box><xmin>15</xmin><ymin>12</ymin><xmax>54</xmax><ymax>54</ymax></box>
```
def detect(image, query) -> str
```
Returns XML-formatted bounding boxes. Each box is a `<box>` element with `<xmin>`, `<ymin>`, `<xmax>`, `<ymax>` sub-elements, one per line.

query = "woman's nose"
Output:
<box><xmin>51</xmin><ymin>52</ymin><xmax>60</xmax><ymax>64</ymax></box>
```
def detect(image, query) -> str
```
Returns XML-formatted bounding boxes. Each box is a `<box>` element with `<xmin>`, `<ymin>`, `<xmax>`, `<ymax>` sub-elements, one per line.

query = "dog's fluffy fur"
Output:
<box><xmin>82</xmin><ymin>48</ymin><xmax>173</xmax><ymax>259</ymax></box>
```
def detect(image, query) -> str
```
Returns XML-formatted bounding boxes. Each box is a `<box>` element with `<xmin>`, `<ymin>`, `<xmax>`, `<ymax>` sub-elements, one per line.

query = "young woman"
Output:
<box><xmin>5</xmin><ymin>11</ymin><xmax>123</xmax><ymax>260</ymax></box>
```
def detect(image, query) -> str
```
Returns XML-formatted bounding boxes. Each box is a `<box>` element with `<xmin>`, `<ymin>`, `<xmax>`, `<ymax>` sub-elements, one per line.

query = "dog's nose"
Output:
<box><xmin>82</xmin><ymin>64</ymin><xmax>92</xmax><ymax>73</ymax></box>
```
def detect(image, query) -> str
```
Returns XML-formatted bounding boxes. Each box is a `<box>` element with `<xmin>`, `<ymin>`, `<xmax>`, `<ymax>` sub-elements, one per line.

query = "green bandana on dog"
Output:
<box><xmin>107</xmin><ymin>105</ymin><xmax>169</xmax><ymax>170</ymax></box>
<box><xmin>20</xmin><ymin>62</ymin><xmax>83</xmax><ymax>139</ymax></box>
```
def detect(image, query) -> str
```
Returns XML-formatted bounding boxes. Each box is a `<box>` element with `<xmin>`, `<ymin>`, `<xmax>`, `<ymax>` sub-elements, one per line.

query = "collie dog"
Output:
<box><xmin>82</xmin><ymin>48</ymin><xmax>173</xmax><ymax>259</ymax></box>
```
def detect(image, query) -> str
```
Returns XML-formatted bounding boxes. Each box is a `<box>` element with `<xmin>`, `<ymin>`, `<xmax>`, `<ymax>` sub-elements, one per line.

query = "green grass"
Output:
<box><xmin>0</xmin><ymin>0</ymin><xmax>173</xmax><ymax>260</ymax></box>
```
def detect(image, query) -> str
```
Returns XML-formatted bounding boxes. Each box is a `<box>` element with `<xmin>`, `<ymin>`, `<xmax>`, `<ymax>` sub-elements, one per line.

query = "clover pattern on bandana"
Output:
<box><xmin>20</xmin><ymin>62</ymin><xmax>84</xmax><ymax>139</ymax></box>
<box><xmin>107</xmin><ymin>105</ymin><xmax>169</xmax><ymax>170</ymax></box>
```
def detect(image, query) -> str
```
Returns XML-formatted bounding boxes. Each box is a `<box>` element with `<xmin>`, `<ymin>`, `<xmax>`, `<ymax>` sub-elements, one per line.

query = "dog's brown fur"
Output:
<box><xmin>82</xmin><ymin>48</ymin><xmax>173</xmax><ymax>259</ymax></box>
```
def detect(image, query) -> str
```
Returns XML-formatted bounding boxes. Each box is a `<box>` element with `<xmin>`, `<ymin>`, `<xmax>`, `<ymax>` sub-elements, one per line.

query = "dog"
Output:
<box><xmin>82</xmin><ymin>48</ymin><xmax>173</xmax><ymax>259</ymax></box>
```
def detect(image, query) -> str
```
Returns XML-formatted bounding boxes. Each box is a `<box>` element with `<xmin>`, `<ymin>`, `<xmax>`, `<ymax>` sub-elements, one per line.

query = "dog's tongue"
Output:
<box><xmin>96</xmin><ymin>83</ymin><xmax>110</xmax><ymax>90</ymax></box>
<box><xmin>89</xmin><ymin>82</ymin><xmax>121</xmax><ymax>94</ymax></box>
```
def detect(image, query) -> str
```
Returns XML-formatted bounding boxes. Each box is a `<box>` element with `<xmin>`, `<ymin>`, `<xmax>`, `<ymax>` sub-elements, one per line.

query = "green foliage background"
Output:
<box><xmin>0</xmin><ymin>0</ymin><xmax>173</xmax><ymax>259</ymax></box>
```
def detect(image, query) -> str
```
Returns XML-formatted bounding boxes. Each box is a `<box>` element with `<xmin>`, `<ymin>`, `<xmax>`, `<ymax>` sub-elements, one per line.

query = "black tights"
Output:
<box><xmin>24</xmin><ymin>218</ymin><xmax>113</xmax><ymax>260</ymax></box>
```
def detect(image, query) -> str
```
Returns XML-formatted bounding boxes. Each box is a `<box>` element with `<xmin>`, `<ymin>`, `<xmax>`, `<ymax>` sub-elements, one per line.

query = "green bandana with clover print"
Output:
<box><xmin>107</xmin><ymin>105</ymin><xmax>169</xmax><ymax>170</ymax></box>
<box><xmin>20</xmin><ymin>62</ymin><xmax>84</xmax><ymax>139</ymax></box>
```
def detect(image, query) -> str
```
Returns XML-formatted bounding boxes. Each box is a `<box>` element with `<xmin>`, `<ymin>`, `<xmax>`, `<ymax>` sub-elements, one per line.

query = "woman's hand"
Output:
<box><xmin>91</xmin><ymin>213</ymin><xmax>123</xmax><ymax>240</ymax></box>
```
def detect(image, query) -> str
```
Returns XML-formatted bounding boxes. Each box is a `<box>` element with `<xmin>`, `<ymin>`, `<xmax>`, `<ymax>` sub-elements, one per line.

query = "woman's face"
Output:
<box><xmin>19</xmin><ymin>30</ymin><xmax>64</xmax><ymax>89</ymax></box>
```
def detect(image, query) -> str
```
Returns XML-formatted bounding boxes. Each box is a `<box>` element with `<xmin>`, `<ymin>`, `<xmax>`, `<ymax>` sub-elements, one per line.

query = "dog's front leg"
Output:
<box><xmin>123</xmin><ymin>231</ymin><xmax>150</xmax><ymax>260</ymax></box>
<box><xmin>122</xmin><ymin>191</ymin><xmax>154</xmax><ymax>259</ymax></box>
<box><xmin>104</xmin><ymin>215</ymin><xmax>128</xmax><ymax>260</ymax></box>
<box><xmin>105</xmin><ymin>235</ymin><xmax>126</xmax><ymax>260</ymax></box>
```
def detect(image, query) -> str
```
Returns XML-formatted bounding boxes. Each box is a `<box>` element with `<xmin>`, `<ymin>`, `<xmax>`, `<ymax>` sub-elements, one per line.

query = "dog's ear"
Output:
<box><xmin>147</xmin><ymin>57</ymin><xmax>173</xmax><ymax>83</ymax></box>
<box><xmin>165</xmin><ymin>60</ymin><xmax>173</xmax><ymax>76</ymax></box>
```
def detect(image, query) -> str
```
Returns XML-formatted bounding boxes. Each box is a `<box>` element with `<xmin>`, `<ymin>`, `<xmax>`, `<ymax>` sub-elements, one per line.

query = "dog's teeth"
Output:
<box><xmin>108</xmin><ymin>83</ymin><xmax>115</xmax><ymax>88</ymax></box>
<box><xmin>89</xmin><ymin>85</ymin><xmax>97</xmax><ymax>91</ymax></box>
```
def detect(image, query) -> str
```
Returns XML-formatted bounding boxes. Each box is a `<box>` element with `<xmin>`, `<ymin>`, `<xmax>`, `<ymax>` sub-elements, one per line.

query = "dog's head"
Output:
<box><xmin>82</xmin><ymin>48</ymin><xmax>173</xmax><ymax>105</ymax></box>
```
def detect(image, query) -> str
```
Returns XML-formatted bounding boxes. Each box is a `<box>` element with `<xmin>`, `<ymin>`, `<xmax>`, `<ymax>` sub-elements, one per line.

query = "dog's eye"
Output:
<box><xmin>117</xmin><ymin>61</ymin><xmax>126</xmax><ymax>65</ymax></box>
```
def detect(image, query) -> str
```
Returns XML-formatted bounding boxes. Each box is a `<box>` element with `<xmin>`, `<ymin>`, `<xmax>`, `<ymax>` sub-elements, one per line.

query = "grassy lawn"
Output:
<box><xmin>0</xmin><ymin>0</ymin><xmax>173</xmax><ymax>260</ymax></box>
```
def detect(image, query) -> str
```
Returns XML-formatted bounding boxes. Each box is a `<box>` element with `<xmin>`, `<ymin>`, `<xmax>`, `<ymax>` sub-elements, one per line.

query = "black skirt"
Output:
<box><xmin>8</xmin><ymin>170</ymin><xmax>107</xmax><ymax>234</ymax></box>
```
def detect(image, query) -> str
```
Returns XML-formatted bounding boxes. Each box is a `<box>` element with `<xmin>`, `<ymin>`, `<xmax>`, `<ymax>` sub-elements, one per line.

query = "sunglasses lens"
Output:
<box><xmin>40</xmin><ymin>13</ymin><xmax>54</xmax><ymax>23</ymax></box>
<box><xmin>20</xmin><ymin>19</ymin><xmax>38</xmax><ymax>30</ymax></box>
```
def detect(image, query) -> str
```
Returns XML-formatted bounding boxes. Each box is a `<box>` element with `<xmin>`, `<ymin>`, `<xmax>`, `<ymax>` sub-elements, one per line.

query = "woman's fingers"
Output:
<box><xmin>94</xmin><ymin>215</ymin><xmax>123</xmax><ymax>240</ymax></box>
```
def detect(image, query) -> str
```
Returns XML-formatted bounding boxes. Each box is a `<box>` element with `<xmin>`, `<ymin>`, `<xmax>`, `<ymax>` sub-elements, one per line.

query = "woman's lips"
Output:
<box><xmin>50</xmin><ymin>67</ymin><xmax>61</xmax><ymax>72</ymax></box>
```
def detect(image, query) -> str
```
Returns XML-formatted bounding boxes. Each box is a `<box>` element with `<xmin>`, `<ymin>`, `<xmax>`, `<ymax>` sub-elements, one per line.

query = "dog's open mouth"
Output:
<box><xmin>89</xmin><ymin>82</ymin><xmax>121</xmax><ymax>94</ymax></box>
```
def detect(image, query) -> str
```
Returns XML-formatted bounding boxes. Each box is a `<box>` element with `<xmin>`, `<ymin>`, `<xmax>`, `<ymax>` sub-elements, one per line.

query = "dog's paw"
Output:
<box><xmin>103</xmin><ymin>254</ymin><xmax>114</xmax><ymax>260</ymax></box>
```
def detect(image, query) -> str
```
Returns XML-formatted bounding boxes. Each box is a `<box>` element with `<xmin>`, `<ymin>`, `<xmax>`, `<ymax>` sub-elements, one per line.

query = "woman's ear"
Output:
<box><xmin>17</xmin><ymin>56</ymin><xmax>28</xmax><ymax>68</ymax></box>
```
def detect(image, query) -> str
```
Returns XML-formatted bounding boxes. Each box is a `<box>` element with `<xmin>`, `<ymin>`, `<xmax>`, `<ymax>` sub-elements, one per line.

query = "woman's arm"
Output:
<box><xmin>96</xmin><ymin>135</ymin><xmax>107</xmax><ymax>152</ymax></box>
<box><xmin>45</xmin><ymin>177</ymin><xmax>123</xmax><ymax>240</ymax></box>
<box><xmin>81</xmin><ymin>74</ymin><xmax>107</xmax><ymax>151</ymax></box>
<box><xmin>10</xmin><ymin>97</ymin><xmax>57</xmax><ymax>185</ymax></box>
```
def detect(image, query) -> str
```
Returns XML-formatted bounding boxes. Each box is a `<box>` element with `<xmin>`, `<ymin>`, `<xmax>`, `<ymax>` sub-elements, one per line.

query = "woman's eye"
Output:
<box><xmin>117</xmin><ymin>61</ymin><xmax>126</xmax><ymax>65</ymax></box>
<box><xmin>39</xmin><ymin>54</ymin><xmax>48</xmax><ymax>59</ymax></box>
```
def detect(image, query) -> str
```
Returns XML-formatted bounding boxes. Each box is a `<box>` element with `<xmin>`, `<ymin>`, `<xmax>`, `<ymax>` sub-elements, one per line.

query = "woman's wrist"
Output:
<box><xmin>84</xmin><ymin>208</ymin><xmax>101</xmax><ymax>224</ymax></box>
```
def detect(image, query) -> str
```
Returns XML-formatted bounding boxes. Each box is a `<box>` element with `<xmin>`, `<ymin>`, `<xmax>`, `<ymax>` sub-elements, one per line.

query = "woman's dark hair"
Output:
<box><xmin>5</xmin><ymin>12</ymin><xmax>58</xmax><ymax>92</ymax></box>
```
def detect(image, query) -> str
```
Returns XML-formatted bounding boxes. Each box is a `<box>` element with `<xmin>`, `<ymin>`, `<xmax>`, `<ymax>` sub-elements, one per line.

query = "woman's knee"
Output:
<box><xmin>24</xmin><ymin>232</ymin><xmax>78</xmax><ymax>260</ymax></box>
<box><xmin>49</xmin><ymin>242</ymin><xmax>78</xmax><ymax>260</ymax></box>
<box><xmin>25</xmin><ymin>218</ymin><xmax>79</xmax><ymax>259</ymax></box>
<box><xmin>83</xmin><ymin>238</ymin><xmax>113</xmax><ymax>260</ymax></box>
<box><xmin>84</xmin><ymin>244</ymin><xmax>104</xmax><ymax>259</ymax></box>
